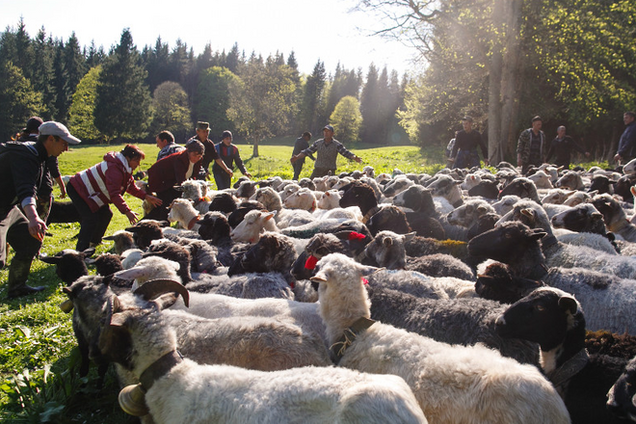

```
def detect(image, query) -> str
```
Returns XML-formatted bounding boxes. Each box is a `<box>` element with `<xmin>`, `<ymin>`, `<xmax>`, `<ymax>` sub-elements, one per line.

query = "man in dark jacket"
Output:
<box><xmin>1</xmin><ymin>121</ymin><xmax>79</xmax><ymax>298</ymax></box>
<box><xmin>213</xmin><ymin>130</ymin><xmax>252</xmax><ymax>190</ymax></box>
<box><xmin>449</xmin><ymin>116</ymin><xmax>488</xmax><ymax>169</ymax></box>
<box><xmin>544</xmin><ymin>126</ymin><xmax>590</xmax><ymax>169</ymax></box>
<box><xmin>146</xmin><ymin>140</ymin><xmax>204</xmax><ymax>220</ymax></box>
<box><xmin>614</xmin><ymin>112</ymin><xmax>636</xmax><ymax>165</ymax></box>
<box><xmin>186</xmin><ymin>121</ymin><xmax>233</xmax><ymax>180</ymax></box>
<box><xmin>18</xmin><ymin>117</ymin><xmax>67</xmax><ymax>221</ymax></box>
<box><xmin>291</xmin><ymin>131</ymin><xmax>315</xmax><ymax>180</ymax></box>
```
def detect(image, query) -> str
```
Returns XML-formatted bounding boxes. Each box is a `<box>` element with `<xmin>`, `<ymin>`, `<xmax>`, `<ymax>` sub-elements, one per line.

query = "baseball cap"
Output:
<box><xmin>38</xmin><ymin>121</ymin><xmax>81</xmax><ymax>144</ymax></box>
<box><xmin>25</xmin><ymin>117</ymin><xmax>43</xmax><ymax>133</ymax></box>
<box><xmin>323</xmin><ymin>124</ymin><xmax>334</xmax><ymax>132</ymax></box>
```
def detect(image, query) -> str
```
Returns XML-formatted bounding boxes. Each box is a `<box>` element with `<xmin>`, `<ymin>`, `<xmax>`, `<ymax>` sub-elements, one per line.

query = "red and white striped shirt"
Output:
<box><xmin>69</xmin><ymin>151</ymin><xmax>146</xmax><ymax>213</ymax></box>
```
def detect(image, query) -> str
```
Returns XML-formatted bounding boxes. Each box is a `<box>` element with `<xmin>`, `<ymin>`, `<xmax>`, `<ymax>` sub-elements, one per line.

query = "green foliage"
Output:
<box><xmin>0</xmin><ymin>61</ymin><xmax>44</xmax><ymax>141</ymax></box>
<box><xmin>94</xmin><ymin>29</ymin><xmax>153</xmax><ymax>140</ymax></box>
<box><xmin>149</xmin><ymin>81</ymin><xmax>192</xmax><ymax>142</ymax></box>
<box><xmin>193</xmin><ymin>66</ymin><xmax>238</xmax><ymax>135</ymax></box>
<box><xmin>68</xmin><ymin>66</ymin><xmax>104</xmax><ymax>142</ymax></box>
<box><xmin>330</xmin><ymin>96</ymin><xmax>362</xmax><ymax>143</ymax></box>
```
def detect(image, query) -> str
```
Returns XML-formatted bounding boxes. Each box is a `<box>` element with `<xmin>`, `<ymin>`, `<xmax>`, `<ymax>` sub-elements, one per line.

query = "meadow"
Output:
<box><xmin>0</xmin><ymin>139</ymin><xmax>604</xmax><ymax>423</ymax></box>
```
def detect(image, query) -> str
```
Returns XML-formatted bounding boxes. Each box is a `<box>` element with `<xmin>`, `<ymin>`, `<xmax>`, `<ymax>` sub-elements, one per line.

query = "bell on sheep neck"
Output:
<box><xmin>118</xmin><ymin>383</ymin><xmax>149</xmax><ymax>416</ymax></box>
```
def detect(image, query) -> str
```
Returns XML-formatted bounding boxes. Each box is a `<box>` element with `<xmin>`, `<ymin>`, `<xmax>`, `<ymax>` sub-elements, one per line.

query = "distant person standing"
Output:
<box><xmin>614</xmin><ymin>111</ymin><xmax>636</xmax><ymax>165</ymax></box>
<box><xmin>544</xmin><ymin>126</ymin><xmax>590</xmax><ymax>169</ymax></box>
<box><xmin>291</xmin><ymin>131</ymin><xmax>315</xmax><ymax>180</ymax></box>
<box><xmin>186</xmin><ymin>121</ymin><xmax>233</xmax><ymax>180</ymax></box>
<box><xmin>146</xmin><ymin>140</ymin><xmax>204</xmax><ymax>220</ymax></box>
<box><xmin>0</xmin><ymin>121</ymin><xmax>78</xmax><ymax>298</ymax></box>
<box><xmin>155</xmin><ymin>130</ymin><xmax>185</xmax><ymax>161</ymax></box>
<box><xmin>290</xmin><ymin>125</ymin><xmax>362</xmax><ymax>178</ymax></box>
<box><xmin>213</xmin><ymin>130</ymin><xmax>252</xmax><ymax>190</ymax></box>
<box><xmin>517</xmin><ymin>115</ymin><xmax>546</xmax><ymax>174</ymax></box>
<box><xmin>449</xmin><ymin>116</ymin><xmax>488</xmax><ymax>169</ymax></box>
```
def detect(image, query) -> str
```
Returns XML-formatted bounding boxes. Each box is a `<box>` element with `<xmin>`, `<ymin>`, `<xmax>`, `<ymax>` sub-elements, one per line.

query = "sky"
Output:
<box><xmin>0</xmin><ymin>0</ymin><xmax>422</xmax><ymax>76</ymax></box>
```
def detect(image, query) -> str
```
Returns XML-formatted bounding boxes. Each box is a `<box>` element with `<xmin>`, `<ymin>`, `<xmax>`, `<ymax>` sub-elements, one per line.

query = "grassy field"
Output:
<box><xmin>0</xmin><ymin>140</ymin><xmax>606</xmax><ymax>423</ymax></box>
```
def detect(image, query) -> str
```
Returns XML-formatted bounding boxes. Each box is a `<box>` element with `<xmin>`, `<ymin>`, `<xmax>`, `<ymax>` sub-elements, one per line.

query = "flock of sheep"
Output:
<box><xmin>39</xmin><ymin>161</ymin><xmax>636</xmax><ymax>423</ymax></box>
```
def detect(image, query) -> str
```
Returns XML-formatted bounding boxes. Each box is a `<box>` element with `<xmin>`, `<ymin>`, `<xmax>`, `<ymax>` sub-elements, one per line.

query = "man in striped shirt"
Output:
<box><xmin>291</xmin><ymin>125</ymin><xmax>361</xmax><ymax>178</ymax></box>
<box><xmin>67</xmin><ymin>145</ymin><xmax>162</xmax><ymax>251</ymax></box>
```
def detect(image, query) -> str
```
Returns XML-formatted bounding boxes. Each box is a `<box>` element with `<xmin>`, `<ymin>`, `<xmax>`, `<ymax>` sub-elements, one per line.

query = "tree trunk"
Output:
<box><xmin>252</xmin><ymin>139</ymin><xmax>259</xmax><ymax>158</ymax></box>
<box><xmin>499</xmin><ymin>0</ymin><xmax>522</xmax><ymax>161</ymax></box>
<box><xmin>487</xmin><ymin>0</ymin><xmax>504</xmax><ymax>165</ymax></box>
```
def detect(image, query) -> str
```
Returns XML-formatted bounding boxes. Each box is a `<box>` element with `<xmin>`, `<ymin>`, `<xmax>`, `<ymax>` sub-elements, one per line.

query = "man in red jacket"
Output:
<box><xmin>146</xmin><ymin>140</ymin><xmax>204</xmax><ymax>220</ymax></box>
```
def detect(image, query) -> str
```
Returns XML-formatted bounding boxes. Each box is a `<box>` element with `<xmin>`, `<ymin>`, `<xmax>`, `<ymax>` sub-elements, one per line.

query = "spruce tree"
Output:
<box><xmin>94</xmin><ymin>29</ymin><xmax>152</xmax><ymax>140</ymax></box>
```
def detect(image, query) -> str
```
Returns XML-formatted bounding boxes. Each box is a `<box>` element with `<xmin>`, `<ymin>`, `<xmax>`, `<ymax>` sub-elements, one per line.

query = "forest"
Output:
<box><xmin>1</xmin><ymin>0</ymin><xmax>635</xmax><ymax>163</ymax></box>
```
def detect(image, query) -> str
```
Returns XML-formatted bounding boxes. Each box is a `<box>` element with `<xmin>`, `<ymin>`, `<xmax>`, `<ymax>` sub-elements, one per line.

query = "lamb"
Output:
<box><xmin>99</xmin><ymin>295</ymin><xmax>427</xmax><ymax>424</ymax></box>
<box><xmin>556</xmin><ymin>170</ymin><xmax>587</xmax><ymax>190</ymax></box>
<box><xmin>424</xmin><ymin>174</ymin><xmax>464</xmax><ymax>207</ymax></box>
<box><xmin>46</xmin><ymin>199</ymin><xmax>82</xmax><ymax>224</ymax></box>
<box><xmin>176</xmin><ymin>180</ymin><xmax>214</xmax><ymax>214</ymax></box>
<box><xmin>284</xmin><ymin>187</ymin><xmax>317</xmax><ymax>211</ymax></box>
<box><xmin>207</xmin><ymin>191</ymin><xmax>238</xmax><ymax>214</ymax></box>
<box><xmin>168</xmin><ymin>198</ymin><xmax>202</xmax><ymax>230</ymax></box>
<box><xmin>227</xmin><ymin>232</ymin><xmax>297</xmax><ymax>283</ymax></box>
<box><xmin>310</xmin><ymin>253</ymin><xmax>569</xmax><ymax>424</ymax></box>
<box><xmin>230</xmin><ymin>209</ymin><xmax>277</xmax><ymax>243</ymax></box>
<box><xmin>87</xmin><ymin>253</ymin><xmax>124</xmax><ymax>276</ymax></box>
<box><xmin>136</xmin><ymin>280</ymin><xmax>326</xmax><ymax>342</ymax></box>
<box><xmin>103</xmin><ymin>230</ymin><xmax>135</xmax><ymax>254</ymax></box>
<box><xmin>121</xmin><ymin>248</ymin><xmax>144</xmax><ymax>269</ymax></box>
<box><xmin>115</xmin><ymin>256</ymin><xmax>183</xmax><ymax>289</ymax></box>
<box><xmin>445</xmin><ymin>198</ymin><xmax>496</xmax><ymax>228</ymax></box>
<box><xmin>492</xmin><ymin>194</ymin><xmax>521</xmax><ymax>215</ymax></box>
<box><xmin>468</xmin><ymin>222</ymin><xmax>636</xmax><ymax>334</ymax></box>
<box><xmin>126</xmin><ymin>220</ymin><xmax>165</xmax><ymax>250</ymax></box>
<box><xmin>527</xmin><ymin>170</ymin><xmax>554</xmax><ymax>189</ymax></box>
<box><xmin>197</xmin><ymin>211</ymin><xmax>238</xmax><ymax>266</ymax></box>
<box><xmin>592</xmin><ymin>192</ymin><xmax>636</xmax><ymax>242</ymax></box>
<box><xmin>607</xmin><ymin>355</ymin><xmax>636</xmax><ymax>422</ymax></box>
<box><xmin>496</xmin><ymin>287</ymin><xmax>630</xmax><ymax>424</ymax></box>
<box><xmin>498</xmin><ymin>177</ymin><xmax>542</xmax><ymax>204</ymax></box>
<box><xmin>254</xmin><ymin>186</ymin><xmax>315</xmax><ymax>228</ymax></box>
<box><xmin>38</xmin><ymin>248</ymin><xmax>95</xmax><ymax>285</ymax></box>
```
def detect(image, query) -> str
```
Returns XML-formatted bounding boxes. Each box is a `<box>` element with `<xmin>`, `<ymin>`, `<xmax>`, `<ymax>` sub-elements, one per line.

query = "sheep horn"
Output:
<box><xmin>59</xmin><ymin>299</ymin><xmax>74</xmax><ymax>313</ymax></box>
<box><xmin>118</xmin><ymin>383</ymin><xmax>149</xmax><ymax>416</ymax></box>
<box><xmin>133</xmin><ymin>279</ymin><xmax>190</xmax><ymax>308</ymax></box>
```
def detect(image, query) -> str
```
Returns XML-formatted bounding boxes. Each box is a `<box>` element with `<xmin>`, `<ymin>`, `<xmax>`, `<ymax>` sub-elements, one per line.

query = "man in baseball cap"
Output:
<box><xmin>0</xmin><ymin>121</ymin><xmax>79</xmax><ymax>298</ymax></box>
<box><xmin>38</xmin><ymin>121</ymin><xmax>82</xmax><ymax>145</ymax></box>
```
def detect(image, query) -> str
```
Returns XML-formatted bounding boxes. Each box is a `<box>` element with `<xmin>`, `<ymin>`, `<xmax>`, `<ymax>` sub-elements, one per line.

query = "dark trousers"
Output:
<box><xmin>292</xmin><ymin>160</ymin><xmax>305</xmax><ymax>180</ymax></box>
<box><xmin>310</xmin><ymin>167</ymin><xmax>336</xmax><ymax>179</ymax></box>
<box><xmin>213</xmin><ymin>169</ymin><xmax>232</xmax><ymax>190</ymax></box>
<box><xmin>67</xmin><ymin>183</ymin><xmax>113</xmax><ymax>251</ymax></box>
<box><xmin>0</xmin><ymin>206</ymin><xmax>42</xmax><ymax>268</ymax></box>
<box><xmin>144</xmin><ymin>188</ymin><xmax>180</xmax><ymax>221</ymax></box>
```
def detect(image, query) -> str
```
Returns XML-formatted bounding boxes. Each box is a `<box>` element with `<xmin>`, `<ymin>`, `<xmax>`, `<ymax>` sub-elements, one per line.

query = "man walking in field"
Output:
<box><xmin>0</xmin><ymin>121</ymin><xmax>79</xmax><ymax>298</ymax></box>
<box><xmin>186</xmin><ymin>121</ymin><xmax>233</xmax><ymax>180</ymax></box>
<box><xmin>291</xmin><ymin>131</ymin><xmax>315</xmax><ymax>180</ymax></box>
<box><xmin>291</xmin><ymin>125</ymin><xmax>361</xmax><ymax>178</ymax></box>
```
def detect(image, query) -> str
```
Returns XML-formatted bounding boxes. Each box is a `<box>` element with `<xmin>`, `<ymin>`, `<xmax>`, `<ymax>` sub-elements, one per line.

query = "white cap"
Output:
<box><xmin>38</xmin><ymin>121</ymin><xmax>81</xmax><ymax>145</ymax></box>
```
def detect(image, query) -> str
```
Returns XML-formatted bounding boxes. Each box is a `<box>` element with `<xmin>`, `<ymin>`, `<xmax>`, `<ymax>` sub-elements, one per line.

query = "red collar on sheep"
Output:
<box><xmin>347</xmin><ymin>232</ymin><xmax>367</xmax><ymax>241</ymax></box>
<box><xmin>187</xmin><ymin>215</ymin><xmax>200</xmax><ymax>230</ymax></box>
<box><xmin>330</xmin><ymin>317</ymin><xmax>375</xmax><ymax>365</ymax></box>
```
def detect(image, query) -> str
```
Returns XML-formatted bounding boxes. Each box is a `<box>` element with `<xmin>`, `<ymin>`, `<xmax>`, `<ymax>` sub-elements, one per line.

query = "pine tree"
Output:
<box><xmin>94</xmin><ymin>28</ymin><xmax>152</xmax><ymax>140</ymax></box>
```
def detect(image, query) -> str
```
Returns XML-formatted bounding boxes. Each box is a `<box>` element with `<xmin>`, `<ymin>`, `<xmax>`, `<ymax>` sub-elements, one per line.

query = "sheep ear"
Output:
<box><xmin>84</xmin><ymin>257</ymin><xmax>97</xmax><ymax>265</ymax></box>
<box><xmin>263</xmin><ymin>211</ymin><xmax>276</xmax><ymax>221</ymax></box>
<box><xmin>38</xmin><ymin>253</ymin><xmax>61</xmax><ymax>264</ymax></box>
<box><xmin>358</xmin><ymin>264</ymin><xmax>378</xmax><ymax>276</ymax></box>
<box><xmin>558</xmin><ymin>295</ymin><xmax>578</xmax><ymax>315</ymax></box>
<box><xmin>103</xmin><ymin>234</ymin><xmax>117</xmax><ymax>241</ymax></box>
<box><xmin>82</xmin><ymin>247</ymin><xmax>96</xmax><ymax>258</ymax></box>
<box><xmin>114</xmin><ymin>268</ymin><xmax>146</xmax><ymax>280</ymax></box>
<box><xmin>403</xmin><ymin>232</ymin><xmax>417</xmax><ymax>242</ymax></box>
<box><xmin>529</xmin><ymin>229</ymin><xmax>547</xmax><ymax>240</ymax></box>
<box><xmin>382</xmin><ymin>237</ymin><xmax>393</xmax><ymax>247</ymax></box>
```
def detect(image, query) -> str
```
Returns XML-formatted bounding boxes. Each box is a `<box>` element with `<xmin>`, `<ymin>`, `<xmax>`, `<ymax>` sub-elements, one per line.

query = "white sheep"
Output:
<box><xmin>283</xmin><ymin>187</ymin><xmax>317</xmax><ymax>211</ymax></box>
<box><xmin>120</xmin><ymin>248</ymin><xmax>144</xmax><ymax>270</ymax></box>
<box><xmin>168</xmin><ymin>198</ymin><xmax>201</xmax><ymax>230</ymax></box>
<box><xmin>100</xmin><ymin>297</ymin><xmax>427</xmax><ymax>424</ymax></box>
<box><xmin>528</xmin><ymin>170</ymin><xmax>554</xmax><ymax>189</ymax></box>
<box><xmin>115</xmin><ymin>256</ymin><xmax>182</xmax><ymax>290</ymax></box>
<box><xmin>311</xmin><ymin>253</ymin><xmax>570</xmax><ymax>424</ymax></box>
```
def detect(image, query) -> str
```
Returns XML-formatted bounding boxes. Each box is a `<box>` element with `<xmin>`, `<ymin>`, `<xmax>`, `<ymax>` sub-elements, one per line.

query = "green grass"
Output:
<box><xmin>0</xmin><ymin>140</ymin><xmax>608</xmax><ymax>423</ymax></box>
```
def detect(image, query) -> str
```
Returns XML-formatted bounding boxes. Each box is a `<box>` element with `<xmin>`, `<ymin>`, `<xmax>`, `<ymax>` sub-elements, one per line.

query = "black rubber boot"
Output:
<box><xmin>6</xmin><ymin>258</ymin><xmax>44</xmax><ymax>299</ymax></box>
